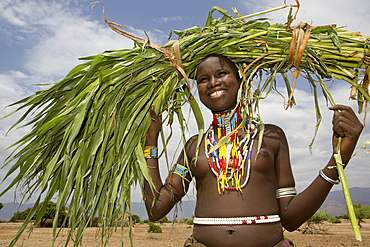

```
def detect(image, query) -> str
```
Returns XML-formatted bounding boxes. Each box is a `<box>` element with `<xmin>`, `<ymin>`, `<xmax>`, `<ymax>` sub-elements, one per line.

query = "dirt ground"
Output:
<box><xmin>0</xmin><ymin>220</ymin><xmax>369</xmax><ymax>246</ymax></box>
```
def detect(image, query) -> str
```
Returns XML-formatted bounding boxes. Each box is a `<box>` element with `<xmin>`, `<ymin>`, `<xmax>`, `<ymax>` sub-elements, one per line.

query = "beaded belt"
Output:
<box><xmin>193</xmin><ymin>215</ymin><xmax>280</xmax><ymax>225</ymax></box>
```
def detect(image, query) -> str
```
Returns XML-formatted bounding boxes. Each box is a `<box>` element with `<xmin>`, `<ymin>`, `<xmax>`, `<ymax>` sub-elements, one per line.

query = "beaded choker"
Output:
<box><xmin>205</xmin><ymin>103</ymin><xmax>256</xmax><ymax>193</ymax></box>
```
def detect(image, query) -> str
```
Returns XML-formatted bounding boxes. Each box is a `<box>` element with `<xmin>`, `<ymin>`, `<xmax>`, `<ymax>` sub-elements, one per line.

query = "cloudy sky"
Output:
<box><xmin>0</xmin><ymin>0</ymin><xmax>369</xmax><ymax>204</ymax></box>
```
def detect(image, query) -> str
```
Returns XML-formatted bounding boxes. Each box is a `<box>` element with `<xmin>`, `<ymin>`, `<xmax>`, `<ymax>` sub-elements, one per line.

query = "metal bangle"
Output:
<box><xmin>276</xmin><ymin>187</ymin><xmax>297</xmax><ymax>199</ymax></box>
<box><xmin>319</xmin><ymin>169</ymin><xmax>340</xmax><ymax>185</ymax></box>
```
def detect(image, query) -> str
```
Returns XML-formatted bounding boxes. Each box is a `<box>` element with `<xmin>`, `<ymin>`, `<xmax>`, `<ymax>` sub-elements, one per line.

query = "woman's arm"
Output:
<box><xmin>143</xmin><ymin>106</ymin><xmax>193</xmax><ymax>221</ymax></box>
<box><xmin>276</xmin><ymin>105</ymin><xmax>363</xmax><ymax>231</ymax></box>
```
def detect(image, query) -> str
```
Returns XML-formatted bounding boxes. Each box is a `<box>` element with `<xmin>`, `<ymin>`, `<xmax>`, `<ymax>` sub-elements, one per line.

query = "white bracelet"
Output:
<box><xmin>319</xmin><ymin>169</ymin><xmax>340</xmax><ymax>185</ymax></box>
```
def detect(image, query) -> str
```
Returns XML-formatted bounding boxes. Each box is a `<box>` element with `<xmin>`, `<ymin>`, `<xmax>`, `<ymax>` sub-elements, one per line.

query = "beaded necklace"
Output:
<box><xmin>205</xmin><ymin>103</ymin><xmax>256</xmax><ymax>193</ymax></box>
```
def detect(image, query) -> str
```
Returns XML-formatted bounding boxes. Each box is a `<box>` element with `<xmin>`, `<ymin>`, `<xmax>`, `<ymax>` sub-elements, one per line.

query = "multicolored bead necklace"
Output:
<box><xmin>205</xmin><ymin>102</ymin><xmax>256</xmax><ymax>193</ymax></box>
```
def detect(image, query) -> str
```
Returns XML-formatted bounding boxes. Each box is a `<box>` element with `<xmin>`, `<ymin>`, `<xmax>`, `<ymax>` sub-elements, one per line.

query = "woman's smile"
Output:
<box><xmin>210</xmin><ymin>89</ymin><xmax>226</xmax><ymax>98</ymax></box>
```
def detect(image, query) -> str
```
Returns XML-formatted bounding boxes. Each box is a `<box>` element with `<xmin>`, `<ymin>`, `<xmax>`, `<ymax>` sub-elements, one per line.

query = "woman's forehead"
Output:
<box><xmin>199</xmin><ymin>56</ymin><xmax>229</xmax><ymax>69</ymax></box>
<box><xmin>196</xmin><ymin>55</ymin><xmax>239</xmax><ymax>78</ymax></box>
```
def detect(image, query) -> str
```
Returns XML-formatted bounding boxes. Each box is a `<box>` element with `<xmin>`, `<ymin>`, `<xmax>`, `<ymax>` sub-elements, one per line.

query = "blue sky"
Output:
<box><xmin>0</xmin><ymin>0</ymin><xmax>369</xmax><ymax>204</ymax></box>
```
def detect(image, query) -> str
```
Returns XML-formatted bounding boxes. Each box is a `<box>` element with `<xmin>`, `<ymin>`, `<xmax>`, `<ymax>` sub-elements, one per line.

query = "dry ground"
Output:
<box><xmin>0</xmin><ymin>220</ymin><xmax>369</xmax><ymax>246</ymax></box>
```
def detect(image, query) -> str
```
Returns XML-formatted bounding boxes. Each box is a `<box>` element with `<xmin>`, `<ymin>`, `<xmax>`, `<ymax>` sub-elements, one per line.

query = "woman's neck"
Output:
<box><xmin>211</xmin><ymin>103</ymin><xmax>244</xmax><ymax>137</ymax></box>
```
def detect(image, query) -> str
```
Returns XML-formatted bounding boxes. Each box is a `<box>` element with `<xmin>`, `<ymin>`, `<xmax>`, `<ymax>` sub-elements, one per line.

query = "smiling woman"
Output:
<box><xmin>0</xmin><ymin>1</ymin><xmax>369</xmax><ymax>247</ymax></box>
<box><xmin>196</xmin><ymin>55</ymin><xmax>241</xmax><ymax>113</ymax></box>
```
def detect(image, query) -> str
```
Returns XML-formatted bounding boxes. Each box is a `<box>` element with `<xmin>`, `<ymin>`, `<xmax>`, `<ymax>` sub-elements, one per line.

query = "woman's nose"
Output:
<box><xmin>208</xmin><ymin>76</ymin><xmax>220</xmax><ymax>88</ymax></box>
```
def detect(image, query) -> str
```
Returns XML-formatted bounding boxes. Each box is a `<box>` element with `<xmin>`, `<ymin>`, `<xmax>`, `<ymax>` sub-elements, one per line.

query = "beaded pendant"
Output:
<box><xmin>205</xmin><ymin>103</ymin><xmax>256</xmax><ymax>193</ymax></box>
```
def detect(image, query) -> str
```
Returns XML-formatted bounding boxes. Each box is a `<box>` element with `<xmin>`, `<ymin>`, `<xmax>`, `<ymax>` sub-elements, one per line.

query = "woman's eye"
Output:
<box><xmin>218</xmin><ymin>71</ymin><xmax>227</xmax><ymax>77</ymax></box>
<box><xmin>199</xmin><ymin>78</ymin><xmax>207</xmax><ymax>83</ymax></box>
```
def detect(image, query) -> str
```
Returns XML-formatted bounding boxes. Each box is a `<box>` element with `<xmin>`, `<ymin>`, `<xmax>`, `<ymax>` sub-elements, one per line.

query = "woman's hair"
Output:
<box><xmin>196</xmin><ymin>54</ymin><xmax>240</xmax><ymax>81</ymax></box>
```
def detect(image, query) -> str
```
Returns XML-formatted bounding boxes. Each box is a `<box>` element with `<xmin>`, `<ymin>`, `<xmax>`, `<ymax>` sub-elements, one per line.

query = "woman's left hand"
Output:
<box><xmin>329</xmin><ymin>105</ymin><xmax>363</xmax><ymax>166</ymax></box>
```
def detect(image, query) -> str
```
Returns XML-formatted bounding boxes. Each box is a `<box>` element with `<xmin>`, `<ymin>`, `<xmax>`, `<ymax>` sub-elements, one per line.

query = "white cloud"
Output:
<box><xmin>155</xmin><ymin>16</ymin><xmax>183</xmax><ymax>24</ymax></box>
<box><xmin>238</xmin><ymin>0</ymin><xmax>370</xmax><ymax>35</ymax></box>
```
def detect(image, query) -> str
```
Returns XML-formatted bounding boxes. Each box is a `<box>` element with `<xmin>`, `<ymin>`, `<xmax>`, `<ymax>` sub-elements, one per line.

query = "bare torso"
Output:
<box><xmin>186</xmin><ymin>124</ymin><xmax>287</xmax><ymax>246</ymax></box>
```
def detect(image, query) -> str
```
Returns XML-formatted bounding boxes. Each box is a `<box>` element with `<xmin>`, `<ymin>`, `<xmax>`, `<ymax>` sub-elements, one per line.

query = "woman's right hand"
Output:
<box><xmin>145</xmin><ymin>106</ymin><xmax>162</xmax><ymax>145</ymax></box>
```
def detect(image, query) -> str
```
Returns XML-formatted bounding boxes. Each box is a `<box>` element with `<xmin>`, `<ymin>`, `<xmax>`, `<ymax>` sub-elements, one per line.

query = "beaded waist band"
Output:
<box><xmin>193</xmin><ymin>215</ymin><xmax>280</xmax><ymax>225</ymax></box>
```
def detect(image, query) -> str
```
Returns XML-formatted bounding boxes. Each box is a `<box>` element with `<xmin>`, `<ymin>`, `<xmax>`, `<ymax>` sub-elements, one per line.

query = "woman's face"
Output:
<box><xmin>196</xmin><ymin>56</ymin><xmax>240</xmax><ymax>113</ymax></box>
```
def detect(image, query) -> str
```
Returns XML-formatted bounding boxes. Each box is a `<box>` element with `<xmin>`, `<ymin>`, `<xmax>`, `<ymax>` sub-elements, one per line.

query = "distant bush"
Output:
<box><xmin>147</xmin><ymin>222</ymin><xmax>162</xmax><ymax>233</ymax></box>
<box><xmin>300</xmin><ymin>210</ymin><xmax>339</xmax><ymax>234</ymax></box>
<box><xmin>306</xmin><ymin>210</ymin><xmax>333</xmax><ymax>225</ymax></box>
<box><xmin>329</xmin><ymin>216</ymin><xmax>341</xmax><ymax>224</ymax></box>
<box><xmin>178</xmin><ymin>218</ymin><xmax>188</xmax><ymax>224</ymax></box>
<box><xmin>157</xmin><ymin>216</ymin><xmax>171</xmax><ymax>224</ymax></box>
<box><xmin>131</xmin><ymin>214</ymin><xmax>141</xmax><ymax>224</ymax></box>
<box><xmin>186</xmin><ymin>219</ymin><xmax>194</xmax><ymax>225</ymax></box>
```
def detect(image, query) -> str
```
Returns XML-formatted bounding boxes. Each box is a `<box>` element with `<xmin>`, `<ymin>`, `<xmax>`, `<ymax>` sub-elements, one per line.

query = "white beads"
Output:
<box><xmin>193</xmin><ymin>215</ymin><xmax>280</xmax><ymax>225</ymax></box>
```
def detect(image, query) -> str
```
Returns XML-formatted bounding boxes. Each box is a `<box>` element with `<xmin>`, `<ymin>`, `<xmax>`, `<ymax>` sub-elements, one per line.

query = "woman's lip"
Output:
<box><xmin>210</xmin><ymin>90</ymin><xmax>226</xmax><ymax>97</ymax></box>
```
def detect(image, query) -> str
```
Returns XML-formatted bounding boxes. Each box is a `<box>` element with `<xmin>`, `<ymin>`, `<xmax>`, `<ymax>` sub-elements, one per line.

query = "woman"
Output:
<box><xmin>143</xmin><ymin>54</ymin><xmax>363</xmax><ymax>246</ymax></box>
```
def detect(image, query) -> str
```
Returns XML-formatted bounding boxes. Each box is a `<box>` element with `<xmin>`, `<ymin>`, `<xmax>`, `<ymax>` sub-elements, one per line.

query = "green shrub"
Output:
<box><xmin>178</xmin><ymin>218</ymin><xmax>188</xmax><ymax>224</ymax></box>
<box><xmin>131</xmin><ymin>214</ymin><xmax>141</xmax><ymax>224</ymax></box>
<box><xmin>301</xmin><ymin>210</ymin><xmax>340</xmax><ymax>235</ymax></box>
<box><xmin>186</xmin><ymin>219</ymin><xmax>194</xmax><ymax>225</ymax></box>
<box><xmin>157</xmin><ymin>216</ymin><xmax>170</xmax><ymax>224</ymax></box>
<box><xmin>307</xmin><ymin>210</ymin><xmax>339</xmax><ymax>225</ymax></box>
<box><xmin>147</xmin><ymin>222</ymin><xmax>162</xmax><ymax>233</ymax></box>
<box><xmin>329</xmin><ymin>217</ymin><xmax>342</xmax><ymax>224</ymax></box>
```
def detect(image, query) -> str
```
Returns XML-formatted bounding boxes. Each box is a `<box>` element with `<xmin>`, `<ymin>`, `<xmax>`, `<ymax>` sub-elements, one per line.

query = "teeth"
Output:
<box><xmin>211</xmin><ymin>90</ymin><xmax>224</xmax><ymax>97</ymax></box>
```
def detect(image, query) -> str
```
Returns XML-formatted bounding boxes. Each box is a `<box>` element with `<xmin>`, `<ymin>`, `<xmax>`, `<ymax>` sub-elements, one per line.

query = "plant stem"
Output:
<box><xmin>233</xmin><ymin>5</ymin><xmax>290</xmax><ymax>21</ymax></box>
<box><xmin>334</xmin><ymin>137</ymin><xmax>362</xmax><ymax>241</ymax></box>
<box><xmin>328</xmin><ymin>92</ymin><xmax>362</xmax><ymax>241</ymax></box>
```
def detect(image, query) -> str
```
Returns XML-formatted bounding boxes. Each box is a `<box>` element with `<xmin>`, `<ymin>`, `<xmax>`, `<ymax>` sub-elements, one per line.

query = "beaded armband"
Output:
<box><xmin>170</xmin><ymin>163</ymin><xmax>190</xmax><ymax>183</ymax></box>
<box><xmin>163</xmin><ymin>183</ymin><xmax>181</xmax><ymax>202</ymax></box>
<box><xmin>144</xmin><ymin>146</ymin><xmax>158</xmax><ymax>159</ymax></box>
<box><xmin>276</xmin><ymin>187</ymin><xmax>297</xmax><ymax>199</ymax></box>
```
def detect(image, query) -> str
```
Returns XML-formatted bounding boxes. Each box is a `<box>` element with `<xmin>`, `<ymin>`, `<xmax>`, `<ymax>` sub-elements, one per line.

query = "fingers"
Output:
<box><xmin>146</xmin><ymin>106</ymin><xmax>162</xmax><ymax>144</ymax></box>
<box><xmin>150</xmin><ymin>106</ymin><xmax>162</xmax><ymax>122</ymax></box>
<box><xmin>329</xmin><ymin>105</ymin><xmax>363</xmax><ymax>138</ymax></box>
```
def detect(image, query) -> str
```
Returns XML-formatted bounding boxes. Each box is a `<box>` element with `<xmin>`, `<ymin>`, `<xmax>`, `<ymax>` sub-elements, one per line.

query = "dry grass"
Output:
<box><xmin>0</xmin><ymin>220</ymin><xmax>369</xmax><ymax>246</ymax></box>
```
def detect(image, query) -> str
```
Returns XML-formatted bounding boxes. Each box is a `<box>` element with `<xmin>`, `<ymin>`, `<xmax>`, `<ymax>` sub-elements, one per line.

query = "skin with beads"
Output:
<box><xmin>144</xmin><ymin>55</ymin><xmax>363</xmax><ymax>247</ymax></box>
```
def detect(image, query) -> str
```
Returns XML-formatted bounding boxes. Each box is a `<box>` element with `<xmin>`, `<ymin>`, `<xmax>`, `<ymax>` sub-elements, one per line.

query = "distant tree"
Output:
<box><xmin>11</xmin><ymin>208</ymin><xmax>35</xmax><ymax>222</ymax></box>
<box><xmin>10</xmin><ymin>201</ymin><xmax>66</xmax><ymax>226</ymax></box>
<box><xmin>345</xmin><ymin>202</ymin><xmax>370</xmax><ymax>228</ymax></box>
<box><xmin>39</xmin><ymin>201</ymin><xmax>67</xmax><ymax>227</ymax></box>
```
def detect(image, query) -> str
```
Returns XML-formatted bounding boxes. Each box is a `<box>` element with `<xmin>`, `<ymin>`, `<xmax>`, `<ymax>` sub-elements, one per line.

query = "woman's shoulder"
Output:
<box><xmin>262</xmin><ymin>123</ymin><xmax>286</xmax><ymax>136</ymax></box>
<box><xmin>185</xmin><ymin>134</ymin><xmax>202</xmax><ymax>151</ymax></box>
<box><xmin>258</xmin><ymin>123</ymin><xmax>289</xmax><ymax>146</ymax></box>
